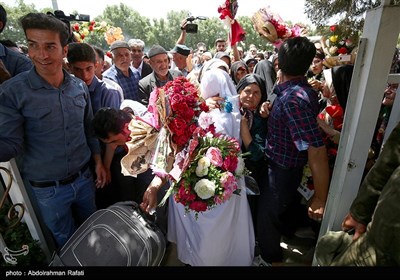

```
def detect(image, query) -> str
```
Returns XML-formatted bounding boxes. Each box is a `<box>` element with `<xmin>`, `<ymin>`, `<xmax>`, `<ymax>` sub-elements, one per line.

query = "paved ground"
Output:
<box><xmin>160</xmin><ymin>228</ymin><xmax>317</xmax><ymax>267</ymax></box>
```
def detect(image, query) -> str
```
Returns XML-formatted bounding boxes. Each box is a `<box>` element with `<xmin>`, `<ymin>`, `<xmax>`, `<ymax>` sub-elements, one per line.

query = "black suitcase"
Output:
<box><xmin>50</xmin><ymin>201</ymin><xmax>166</xmax><ymax>266</ymax></box>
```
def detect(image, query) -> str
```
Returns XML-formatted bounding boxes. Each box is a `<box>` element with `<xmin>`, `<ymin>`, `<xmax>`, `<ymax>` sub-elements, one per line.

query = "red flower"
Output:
<box><xmin>189</xmin><ymin>201</ymin><xmax>208</xmax><ymax>212</ymax></box>
<box><xmin>73</xmin><ymin>23</ymin><xmax>80</xmax><ymax>31</ymax></box>
<box><xmin>223</xmin><ymin>155</ymin><xmax>238</xmax><ymax>172</ymax></box>
<box><xmin>337</xmin><ymin>47</ymin><xmax>349</xmax><ymax>55</ymax></box>
<box><xmin>330</xmin><ymin>25</ymin><xmax>337</xmax><ymax>32</ymax></box>
<box><xmin>162</xmin><ymin>77</ymin><xmax>204</xmax><ymax>149</ymax></box>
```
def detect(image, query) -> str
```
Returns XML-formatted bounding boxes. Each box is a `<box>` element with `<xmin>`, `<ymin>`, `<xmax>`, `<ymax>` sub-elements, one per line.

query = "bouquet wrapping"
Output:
<box><xmin>149</xmin><ymin>77</ymin><xmax>208</xmax><ymax>178</ymax></box>
<box><xmin>120</xmin><ymin>116</ymin><xmax>159</xmax><ymax>177</ymax></box>
<box><xmin>251</xmin><ymin>6</ymin><xmax>307</xmax><ymax>49</ymax></box>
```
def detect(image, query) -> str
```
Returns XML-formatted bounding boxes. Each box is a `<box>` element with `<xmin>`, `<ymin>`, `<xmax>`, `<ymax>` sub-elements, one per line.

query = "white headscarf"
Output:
<box><xmin>198</xmin><ymin>58</ymin><xmax>230</xmax><ymax>83</ymax></box>
<box><xmin>200</xmin><ymin>68</ymin><xmax>241</xmax><ymax>142</ymax></box>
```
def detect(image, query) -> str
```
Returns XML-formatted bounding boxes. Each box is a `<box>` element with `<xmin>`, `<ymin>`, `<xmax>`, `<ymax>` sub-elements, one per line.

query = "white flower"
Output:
<box><xmin>194</xmin><ymin>179</ymin><xmax>216</xmax><ymax>199</ymax></box>
<box><xmin>195</xmin><ymin>157</ymin><xmax>211</xmax><ymax>177</ymax></box>
<box><xmin>235</xmin><ymin>156</ymin><xmax>245</xmax><ymax>176</ymax></box>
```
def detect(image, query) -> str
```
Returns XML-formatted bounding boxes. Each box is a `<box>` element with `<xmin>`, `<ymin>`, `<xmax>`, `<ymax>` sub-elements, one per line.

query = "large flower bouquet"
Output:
<box><xmin>72</xmin><ymin>20</ymin><xmax>124</xmax><ymax>44</ymax></box>
<box><xmin>160</xmin><ymin>113</ymin><xmax>248</xmax><ymax>219</ymax></box>
<box><xmin>217</xmin><ymin>0</ymin><xmax>246</xmax><ymax>46</ymax></box>
<box><xmin>251</xmin><ymin>6</ymin><xmax>307</xmax><ymax>49</ymax></box>
<box><xmin>149</xmin><ymin>76</ymin><xmax>209</xmax><ymax>178</ymax></box>
<box><xmin>320</xmin><ymin>24</ymin><xmax>356</xmax><ymax>67</ymax></box>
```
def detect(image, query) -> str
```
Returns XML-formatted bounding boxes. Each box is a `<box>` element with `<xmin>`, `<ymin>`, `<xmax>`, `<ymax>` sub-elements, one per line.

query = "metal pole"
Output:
<box><xmin>51</xmin><ymin>0</ymin><xmax>58</xmax><ymax>10</ymax></box>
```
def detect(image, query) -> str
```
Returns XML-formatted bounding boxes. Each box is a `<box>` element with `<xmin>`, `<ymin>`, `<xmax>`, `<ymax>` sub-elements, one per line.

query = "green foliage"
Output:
<box><xmin>6</xmin><ymin>0</ymin><xmax>397</xmax><ymax>55</ymax></box>
<box><xmin>0</xmin><ymin>0</ymin><xmax>310</xmax><ymax>53</ymax></box>
<box><xmin>305</xmin><ymin>0</ymin><xmax>400</xmax><ymax>44</ymax></box>
<box><xmin>0</xmin><ymin>204</ymin><xmax>47</xmax><ymax>266</ymax></box>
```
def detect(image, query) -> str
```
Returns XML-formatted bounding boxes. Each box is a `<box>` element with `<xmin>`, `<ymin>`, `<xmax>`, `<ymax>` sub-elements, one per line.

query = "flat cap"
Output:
<box><xmin>170</xmin><ymin>44</ymin><xmax>190</xmax><ymax>57</ymax></box>
<box><xmin>148</xmin><ymin>45</ymin><xmax>167</xmax><ymax>58</ymax></box>
<box><xmin>110</xmin><ymin>40</ymin><xmax>130</xmax><ymax>51</ymax></box>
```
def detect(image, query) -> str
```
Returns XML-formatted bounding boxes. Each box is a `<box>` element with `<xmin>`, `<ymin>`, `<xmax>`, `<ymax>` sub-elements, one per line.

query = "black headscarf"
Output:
<box><xmin>230</xmin><ymin>61</ymin><xmax>248</xmax><ymax>84</ymax></box>
<box><xmin>332</xmin><ymin>64</ymin><xmax>354</xmax><ymax>111</ymax></box>
<box><xmin>236</xmin><ymin>74</ymin><xmax>268</xmax><ymax>129</ymax></box>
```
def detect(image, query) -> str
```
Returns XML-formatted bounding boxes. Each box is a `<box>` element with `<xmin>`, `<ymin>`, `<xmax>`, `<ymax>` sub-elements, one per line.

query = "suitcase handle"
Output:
<box><xmin>115</xmin><ymin>201</ymin><xmax>159</xmax><ymax>232</ymax></box>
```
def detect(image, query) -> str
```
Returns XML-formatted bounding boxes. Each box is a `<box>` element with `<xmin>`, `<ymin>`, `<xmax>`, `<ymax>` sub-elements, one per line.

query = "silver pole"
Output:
<box><xmin>51</xmin><ymin>0</ymin><xmax>58</xmax><ymax>10</ymax></box>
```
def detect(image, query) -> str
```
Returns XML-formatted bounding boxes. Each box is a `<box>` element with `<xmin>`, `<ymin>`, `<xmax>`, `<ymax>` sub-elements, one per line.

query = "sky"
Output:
<box><xmin>1</xmin><ymin>0</ymin><xmax>311</xmax><ymax>24</ymax></box>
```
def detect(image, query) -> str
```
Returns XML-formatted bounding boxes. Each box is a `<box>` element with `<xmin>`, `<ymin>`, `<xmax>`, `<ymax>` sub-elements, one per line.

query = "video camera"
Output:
<box><xmin>49</xmin><ymin>10</ymin><xmax>90</xmax><ymax>23</ymax></box>
<box><xmin>185</xmin><ymin>15</ymin><xmax>207</xmax><ymax>34</ymax></box>
<box><xmin>47</xmin><ymin>10</ymin><xmax>90</xmax><ymax>43</ymax></box>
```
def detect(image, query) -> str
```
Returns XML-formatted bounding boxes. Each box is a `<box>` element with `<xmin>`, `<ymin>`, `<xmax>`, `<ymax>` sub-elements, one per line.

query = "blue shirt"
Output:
<box><xmin>0</xmin><ymin>43</ymin><xmax>33</xmax><ymax>77</ymax></box>
<box><xmin>103</xmin><ymin>65</ymin><xmax>140</xmax><ymax>101</ymax></box>
<box><xmin>88</xmin><ymin>76</ymin><xmax>121</xmax><ymax>114</ymax></box>
<box><xmin>0</xmin><ymin>68</ymin><xmax>100</xmax><ymax>181</ymax></box>
<box><xmin>266</xmin><ymin>77</ymin><xmax>324</xmax><ymax>168</ymax></box>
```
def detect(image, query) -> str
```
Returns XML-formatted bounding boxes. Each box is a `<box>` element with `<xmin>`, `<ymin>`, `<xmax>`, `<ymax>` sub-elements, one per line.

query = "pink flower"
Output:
<box><xmin>198</xmin><ymin>112</ymin><xmax>214</xmax><ymax>130</ymax></box>
<box><xmin>206</xmin><ymin>147</ymin><xmax>223</xmax><ymax>167</ymax></box>
<box><xmin>220</xmin><ymin>172</ymin><xmax>237</xmax><ymax>192</ymax></box>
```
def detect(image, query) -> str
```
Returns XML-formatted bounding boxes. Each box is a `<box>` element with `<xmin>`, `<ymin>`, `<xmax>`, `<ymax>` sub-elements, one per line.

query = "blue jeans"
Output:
<box><xmin>29</xmin><ymin>167</ymin><xmax>96</xmax><ymax>248</ymax></box>
<box><xmin>257</xmin><ymin>160</ymin><xmax>303</xmax><ymax>262</ymax></box>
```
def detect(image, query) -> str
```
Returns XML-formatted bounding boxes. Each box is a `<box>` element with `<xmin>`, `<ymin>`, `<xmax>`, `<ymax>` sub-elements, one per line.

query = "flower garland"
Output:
<box><xmin>217</xmin><ymin>0</ymin><xmax>246</xmax><ymax>46</ymax></box>
<box><xmin>72</xmin><ymin>20</ymin><xmax>124</xmax><ymax>45</ymax></box>
<box><xmin>160</xmin><ymin>114</ymin><xmax>248</xmax><ymax>219</ymax></box>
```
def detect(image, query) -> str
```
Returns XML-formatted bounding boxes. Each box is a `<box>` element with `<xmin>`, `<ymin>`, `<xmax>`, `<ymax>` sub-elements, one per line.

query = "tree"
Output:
<box><xmin>1</xmin><ymin>0</ymin><xmax>45</xmax><ymax>45</ymax></box>
<box><xmin>305</xmin><ymin>0</ymin><xmax>400</xmax><ymax>43</ymax></box>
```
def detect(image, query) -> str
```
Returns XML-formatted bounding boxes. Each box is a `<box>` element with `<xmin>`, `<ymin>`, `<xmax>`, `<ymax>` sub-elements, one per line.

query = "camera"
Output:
<box><xmin>186</xmin><ymin>23</ymin><xmax>198</xmax><ymax>33</ymax></box>
<box><xmin>47</xmin><ymin>10</ymin><xmax>90</xmax><ymax>43</ymax></box>
<box><xmin>49</xmin><ymin>10</ymin><xmax>90</xmax><ymax>23</ymax></box>
<box><xmin>185</xmin><ymin>15</ymin><xmax>207</xmax><ymax>34</ymax></box>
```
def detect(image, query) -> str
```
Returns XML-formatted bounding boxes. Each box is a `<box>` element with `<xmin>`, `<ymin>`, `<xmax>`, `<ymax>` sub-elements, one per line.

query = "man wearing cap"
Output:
<box><xmin>137</xmin><ymin>45</ymin><xmax>183</xmax><ymax>106</ymax></box>
<box><xmin>103</xmin><ymin>40</ymin><xmax>141</xmax><ymax>101</ymax></box>
<box><xmin>170</xmin><ymin>44</ymin><xmax>191</xmax><ymax>76</ymax></box>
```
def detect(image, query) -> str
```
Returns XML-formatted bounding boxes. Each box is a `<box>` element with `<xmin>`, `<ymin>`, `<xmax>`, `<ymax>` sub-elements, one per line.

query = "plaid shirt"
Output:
<box><xmin>266</xmin><ymin>77</ymin><xmax>324</xmax><ymax>168</ymax></box>
<box><xmin>103</xmin><ymin>65</ymin><xmax>140</xmax><ymax>101</ymax></box>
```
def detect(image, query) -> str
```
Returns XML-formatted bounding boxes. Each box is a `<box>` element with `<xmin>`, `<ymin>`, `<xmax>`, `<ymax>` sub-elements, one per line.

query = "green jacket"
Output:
<box><xmin>350</xmin><ymin>121</ymin><xmax>400</xmax><ymax>265</ymax></box>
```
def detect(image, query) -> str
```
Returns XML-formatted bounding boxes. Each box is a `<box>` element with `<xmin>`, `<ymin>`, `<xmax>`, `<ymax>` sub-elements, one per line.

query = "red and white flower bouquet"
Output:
<box><xmin>149</xmin><ymin>76</ymin><xmax>208</xmax><ymax>178</ymax></box>
<box><xmin>160</xmin><ymin>112</ymin><xmax>249</xmax><ymax>219</ymax></box>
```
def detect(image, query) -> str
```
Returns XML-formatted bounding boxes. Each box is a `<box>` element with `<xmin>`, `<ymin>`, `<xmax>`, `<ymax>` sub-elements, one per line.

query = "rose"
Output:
<box><xmin>220</xmin><ymin>171</ymin><xmax>237</xmax><ymax>192</ymax></box>
<box><xmin>189</xmin><ymin>200</ymin><xmax>208</xmax><ymax>212</ymax></box>
<box><xmin>175</xmin><ymin>103</ymin><xmax>195</xmax><ymax>122</ymax></box>
<box><xmin>176</xmin><ymin>183</ymin><xmax>196</xmax><ymax>203</ymax></box>
<box><xmin>169</xmin><ymin>118</ymin><xmax>187</xmax><ymax>136</ymax></box>
<box><xmin>206</xmin><ymin>147</ymin><xmax>223</xmax><ymax>167</ymax></box>
<box><xmin>223</xmin><ymin>155</ymin><xmax>238</xmax><ymax>172</ymax></box>
<box><xmin>215</xmin><ymin>187</ymin><xmax>233</xmax><ymax>204</ymax></box>
<box><xmin>195</xmin><ymin>156</ymin><xmax>211</xmax><ymax>177</ymax></box>
<box><xmin>198</xmin><ymin>112</ymin><xmax>214</xmax><ymax>130</ymax></box>
<box><xmin>169</xmin><ymin>93</ymin><xmax>184</xmax><ymax>107</ymax></box>
<box><xmin>194</xmin><ymin>179</ymin><xmax>216</xmax><ymax>199</ymax></box>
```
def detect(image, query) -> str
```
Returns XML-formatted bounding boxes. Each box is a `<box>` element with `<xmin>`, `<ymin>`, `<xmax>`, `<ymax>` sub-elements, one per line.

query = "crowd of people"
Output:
<box><xmin>0</xmin><ymin>5</ymin><xmax>399</xmax><ymax>267</ymax></box>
